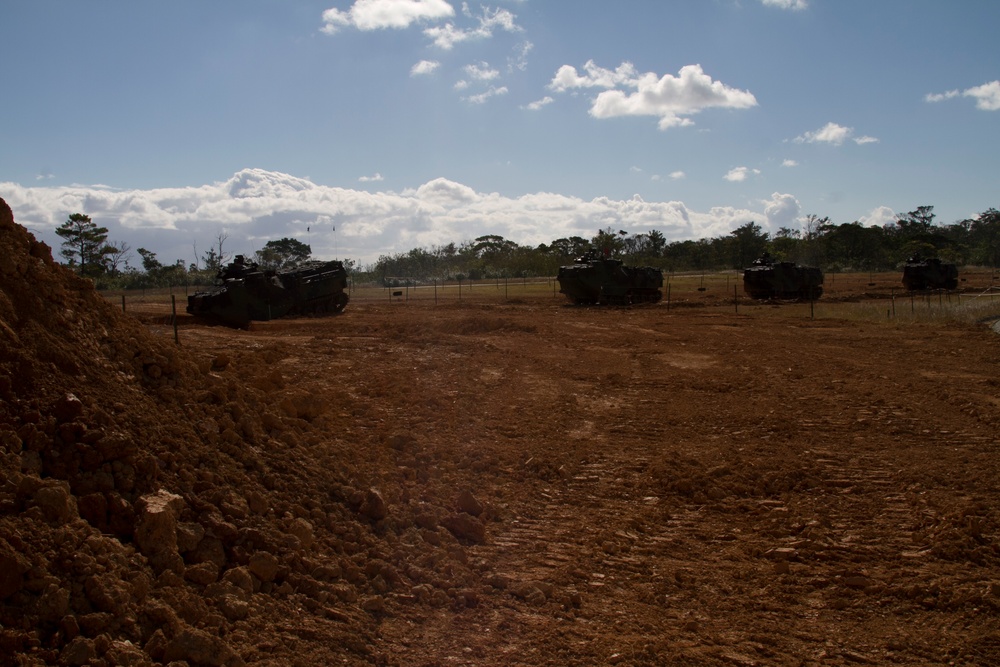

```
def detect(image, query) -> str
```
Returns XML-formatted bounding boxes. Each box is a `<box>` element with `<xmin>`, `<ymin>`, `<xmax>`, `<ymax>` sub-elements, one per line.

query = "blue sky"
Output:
<box><xmin>1</xmin><ymin>0</ymin><xmax>998</xmax><ymax>268</ymax></box>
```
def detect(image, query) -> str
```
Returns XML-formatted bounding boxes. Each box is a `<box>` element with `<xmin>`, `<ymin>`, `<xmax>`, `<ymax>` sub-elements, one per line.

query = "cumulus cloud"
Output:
<box><xmin>464</xmin><ymin>61</ymin><xmax>499</xmax><ymax>81</ymax></box>
<box><xmin>549</xmin><ymin>62</ymin><xmax>757</xmax><ymax>130</ymax></box>
<box><xmin>522</xmin><ymin>96</ymin><xmax>553</xmax><ymax>111</ymax></box>
<box><xmin>761</xmin><ymin>0</ymin><xmax>808</xmax><ymax>9</ymax></box>
<box><xmin>926</xmin><ymin>81</ymin><xmax>1000</xmax><ymax>110</ymax></box>
<box><xmin>1</xmin><ymin>168</ymin><xmax>779</xmax><ymax>267</ymax></box>
<box><xmin>321</xmin><ymin>0</ymin><xmax>454</xmax><ymax>33</ymax></box>
<box><xmin>762</xmin><ymin>192</ymin><xmax>801</xmax><ymax>231</ymax></box>
<box><xmin>782</xmin><ymin>159</ymin><xmax>798</xmax><ymax>167</ymax></box>
<box><xmin>410</xmin><ymin>59</ymin><xmax>440</xmax><ymax>76</ymax></box>
<box><xmin>359</xmin><ymin>172</ymin><xmax>384</xmax><ymax>182</ymax></box>
<box><xmin>964</xmin><ymin>81</ymin><xmax>1000</xmax><ymax>110</ymax></box>
<box><xmin>857</xmin><ymin>205</ymin><xmax>897</xmax><ymax>228</ymax></box>
<box><xmin>669</xmin><ymin>171</ymin><xmax>686</xmax><ymax>180</ymax></box>
<box><xmin>455</xmin><ymin>61</ymin><xmax>506</xmax><ymax>103</ymax></box>
<box><xmin>724</xmin><ymin>167</ymin><xmax>761</xmax><ymax>182</ymax></box>
<box><xmin>423</xmin><ymin>6</ymin><xmax>521</xmax><ymax>49</ymax></box>
<box><xmin>925</xmin><ymin>90</ymin><xmax>960</xmax><ymax>103</ymax></box>
<box><xmin>463</xmin><ymin>86</ymin><xmax>508</xmax><ymax>104</ymax></box>
<box><xmin>548</xmin><ymin>60</ymin><xmax>639</xmax><ymax>92</ymax></box>
<box><xmin>794</xmin><ymin>122</ymin><xmax>878</xmax><ymax>146</ymax></box>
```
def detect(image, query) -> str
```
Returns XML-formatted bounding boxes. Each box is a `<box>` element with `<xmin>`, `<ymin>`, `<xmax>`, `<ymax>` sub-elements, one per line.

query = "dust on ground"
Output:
<box><xmin>3</xmin><ymin>197</ymin><xmax>1000</xmax><ymax>666</ymax></box>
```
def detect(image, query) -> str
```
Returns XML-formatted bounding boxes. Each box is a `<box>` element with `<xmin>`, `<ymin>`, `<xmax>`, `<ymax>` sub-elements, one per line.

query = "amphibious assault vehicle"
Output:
<box><xmin>901</xmin><ymin>255</ymin><xmax>958</xmax><ymax>291</ymax></box>
<box><xmin>743</xmin><ymin>253</ymin><xmax>824</xmax><ymax>300</ymax></box>
<box><xmin>187</xmin><ymin>255</ymin><xmax>349</xmax><ymax>327</ymax></box>
<box><xmin>557</xmin><ymin>253</ymin><xmax>663</xmax><ymax>305</ymax></box>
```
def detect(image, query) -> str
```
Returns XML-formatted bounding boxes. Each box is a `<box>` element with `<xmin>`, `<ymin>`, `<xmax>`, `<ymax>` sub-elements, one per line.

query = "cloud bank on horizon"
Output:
<box><xmin>4</xmin><ymin>168</ymin><xmax>876</xmax><ymax>267</ymax></box>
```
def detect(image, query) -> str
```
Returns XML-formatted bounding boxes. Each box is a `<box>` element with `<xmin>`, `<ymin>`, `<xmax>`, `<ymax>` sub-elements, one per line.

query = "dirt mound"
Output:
<box><xmin>0</xmin><ymin>198</ymin><xmax>483</xmax><ymax>665</ymax></box>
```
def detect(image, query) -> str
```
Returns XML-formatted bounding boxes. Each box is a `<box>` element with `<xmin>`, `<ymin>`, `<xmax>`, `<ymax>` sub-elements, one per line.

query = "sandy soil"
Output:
<box><xmin>173</xmin><ymin>296</ymin><xmax>1000</xmax><ymax>667</ymax></box>
<box><xmin>3</xmin><ymin>196</ymin><xmax>1000</xmax><ymax>666</ymax></box>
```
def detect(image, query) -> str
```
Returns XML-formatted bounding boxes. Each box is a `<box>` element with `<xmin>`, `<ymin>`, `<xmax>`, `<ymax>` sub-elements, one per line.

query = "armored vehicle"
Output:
<box><xmin>557</xmin><ymin>253</ymin><xmax>663</xmax><ymax>305</ymax></box>
<box><xmin>743</xmin><ymin>253</ymin><xmax>824</xmax><ymax>300</ymax></box>
<box><xmin>187</xmin><ymin>255</ymin><xmax>349</xmax><ymax>327</ymax></box>
<box><xmin>901</xmin><ymin>255</ymin><xmax>958</xmax><ymax>291</ymax></box>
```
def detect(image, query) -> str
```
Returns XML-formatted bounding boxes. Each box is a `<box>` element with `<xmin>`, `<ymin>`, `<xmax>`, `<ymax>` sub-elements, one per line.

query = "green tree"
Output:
<box><xmin>895</xmin><ymin>206</ymin><xmax>935</xmax><ymax>236</ymax></box>
<box><xmin>102</xmin><ymin>240</ymin><xmax>132</xmax><ymax>276</ymax></box>
<box><xmin>255</xmin><ymin>237</ymin><xmax>312</xmax><ymax>270</ymax></box>
<box><xmin>137</xmin><ymin>248</ymin><xmax>163</xmax><ymax>273</ymax></box>
<box><xmin>817</xmin><ymin>222</ymin><xmax>888</xmax><ymax>271</ymax></box>
<box><xmin>770</xmin><ymin>227</ymin><xmax>800</xmax><ymax>261</ymax></box>
<box><xmin>592</xmin><ymin>228</ymin><xmax>627</xmax><ymax>257</ymax></box>
<box><xmin>969</xmin><ymin>208</ymin><xmax>1000</xmax><ymax>267</ymax></box>
<box><xmin>202</xmin><ymin>232</ymin><xmax>230</xmax><ymax>272</ymax></box>
<box><xmin>545</xmin><ymin>237</ymin><xmax>591</xmax><ymax>259</ymax></box>
<box><xmin>55</xmin><ymin>213</ymin><xmax>109</xmax><ymax>276</ymax></box>
<box><xmin>730</xmin><ymin>221</ymin><xmax>769</xmax><ymax>268</ymax></box>
<box><xmin>645</xmin><ymin>229</ymin><xmax>666</xmax><ymax>257</ymax></box>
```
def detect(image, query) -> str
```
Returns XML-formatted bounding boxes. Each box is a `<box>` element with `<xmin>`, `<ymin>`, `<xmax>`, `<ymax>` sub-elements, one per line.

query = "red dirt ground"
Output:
<box><xmin>3</xmin><ymin>196</ymin><xmax>1000</xmax><ymax>666</ymax></box>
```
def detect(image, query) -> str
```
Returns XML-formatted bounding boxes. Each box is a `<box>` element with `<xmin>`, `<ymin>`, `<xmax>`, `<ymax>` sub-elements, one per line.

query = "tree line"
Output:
<box><xmin>53</xmin><ymin>216</ymin><xmax>328</xmax><ymax>290</ymax></box>
<box><xmin>53</xmin><ymin>205</ymin><xmax>999</xmax><ymax>289</ymax></box>
<box><xmin>359</xmin><ymin>205</ymin><xmax>999</xmax><ymax>284</ymax></box>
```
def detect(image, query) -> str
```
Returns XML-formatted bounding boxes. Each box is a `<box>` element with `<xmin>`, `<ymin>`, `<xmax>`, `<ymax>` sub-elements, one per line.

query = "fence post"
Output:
<box><xmin>121</xmin><ymin>294</ymin><xmax>126</xmax><ymax>313</ymax></box>
<box><xmin>171</xmin><ymin>295</ymin><xmax>179</xmax><ymax>345</ymax></box>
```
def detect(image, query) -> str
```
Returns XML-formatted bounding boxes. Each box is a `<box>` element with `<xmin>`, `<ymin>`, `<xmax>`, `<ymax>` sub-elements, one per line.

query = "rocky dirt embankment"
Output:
<box><xmin>0</xmin><ymin>197</ymin><xmax>488</xmax><ymax>665</ymax></box>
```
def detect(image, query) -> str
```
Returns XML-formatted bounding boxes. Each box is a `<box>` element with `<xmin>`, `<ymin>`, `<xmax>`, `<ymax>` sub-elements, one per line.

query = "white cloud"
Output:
<box><xmin>423</xmin><ymin>23</ymin><xmax>469</xmax><ymax>49</ymax></box>
<box><xmin>464</xmin><ymin>61</ymin><xmax>499</xmax><ymax>81</ymax></box>
<box><xmin>669</xmin><ymin>171</ymin><xmax>686</xmax><ymax>180</ymax></box>
<box><xmin>761</xmin><ymin>0</ymin><xmax>808</xmax><ymax>10</ymax></box>
<box><xmin>782</xmin><ymin>159</ymin><xmax>798</xmax><ymax>167</ymax></box>
<box><xmin>1</xmin><ymin>168</ymin><xmax>778</xmax><ymax>266</ymax></box>
<box><xmin>423</xmin><ymin>6</ymin><xmax>521</xmax><ymax>49</ymax></box>
<box><xmin>359</xmin><ymin>172</ymin><xmax>384</xmax><ymax>182</ymax></box>
<box><xmin>321</xmin><ymin>0</ymin><xmax>454</xmax><ymax>33</ymax></box>
<box><xmin>926</xmin><ymin>81</ymin><xmax>1000</xmax><ymax>110</ymax></box>
<box><xmin>724</xmin><ymin>167</ymin><xmax>760</xmax><ymax>182</ymax></box>
<box><xmin>857</xmin><ymin>205</ymin><xmax>896</xmax><ymax>228</ymax></box>
<box><xmin>463</xmin><ymin>86</ymin><xmax>508</xmax><ymax>104</ymax></box>
<box><xmin>508</xmin><ymin>41</ymin><xmax>532</xmax><ymax>73</ymax></box>
<box><xmin>964</xmin><ymin>80</ymin><xmax>1000</xmax><ymax>111</ymax></box>
<box><xmin>794</xmin><ymin>122</ymin><xmax>850</xmax><ymax>145</ymax></box>
<box><xmin>410</xmin><ymin>60</ymin><xmax>440</xmax><ymax>76</ymax></box>
<box><xmin>522</xmin><ymin>96</ymin><xmax>553</xmax><ymax>111</ymax></box>
<box><xmin>925</xmin><ymin>90</ymin><xmax>960</xmax><ymax>103</ymax></box>
<box><xmin>794</xmin><ymin>121</ymin><xmax>878</xmax><ymax>146</ymax></box>
<box><xmin>548</xmin><ymin>60</ymin><xmax>639</xmax><ymax>92</ymax></box>
<box><xmin>762</xmin><ymin>192</ymin><xmax>801</xmax><ymax>231</ymax></box>
<box><xmin>550</xmin><ymin>62</ymin><xmax>757</xmax><ymax>131</ymax></box>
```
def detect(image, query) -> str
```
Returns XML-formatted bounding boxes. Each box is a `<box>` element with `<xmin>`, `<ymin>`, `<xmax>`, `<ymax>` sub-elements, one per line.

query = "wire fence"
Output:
<box><xmin>101</xmin><ymin>269</ymin><xmax>1000</xmax><ymax>328</ymax></box>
